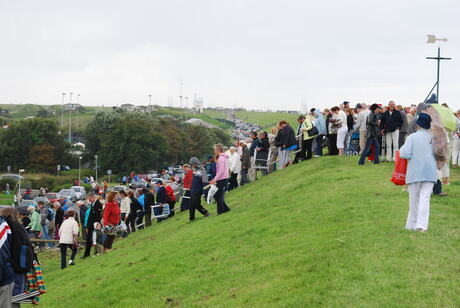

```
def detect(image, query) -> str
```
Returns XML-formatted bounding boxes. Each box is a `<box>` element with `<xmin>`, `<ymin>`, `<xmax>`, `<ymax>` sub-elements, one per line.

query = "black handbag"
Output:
<box><xmin>307</xmin><ymin>126</ymin><xmax>319</xmax><ymax>137</ymax></box>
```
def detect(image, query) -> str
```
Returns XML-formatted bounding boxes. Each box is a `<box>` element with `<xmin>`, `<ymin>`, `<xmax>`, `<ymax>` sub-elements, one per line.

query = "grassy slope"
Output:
<box><xmin>0</xmin><ymin>193</ymin><xmax>14</xmax><ymax>205</ymax></box>
<box><xmin>39</xmin><ymin>157</ymin><xmax>459</xmax><ymax>307</ymax></box>
<box><xmin>235</xmin><ymin>110</ymin><xmax>299</xmax><ymax>129</ymax></box>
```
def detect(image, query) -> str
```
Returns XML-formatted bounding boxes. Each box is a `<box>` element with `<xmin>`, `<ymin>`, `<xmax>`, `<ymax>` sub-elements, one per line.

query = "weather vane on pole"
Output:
<box><xmin>424</xmin><ymin>35</ymin><xmax>451</xmax><ymax>103</ymax></box>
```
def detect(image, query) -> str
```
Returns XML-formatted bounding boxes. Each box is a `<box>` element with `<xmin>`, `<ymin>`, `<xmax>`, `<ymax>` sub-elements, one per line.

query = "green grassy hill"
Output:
<box><xmin>235</xmin><ymin>110</ymin><xmax>299</xmax><ymax>128</ymax></box>
<box><xmin>39</xmin><ymin>157</ymin><xmax>459</xmax><ymax>307</ymax></box>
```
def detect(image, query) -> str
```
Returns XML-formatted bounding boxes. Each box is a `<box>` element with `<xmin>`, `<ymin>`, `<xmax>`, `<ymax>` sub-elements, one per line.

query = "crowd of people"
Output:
<box><xmin>1</xmin><ymin>97</ymin><xmax>458</xmax><ymax>307</ymax></box>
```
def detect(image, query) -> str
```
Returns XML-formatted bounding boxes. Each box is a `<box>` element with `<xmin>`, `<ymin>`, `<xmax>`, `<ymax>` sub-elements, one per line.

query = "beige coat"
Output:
<box><xmin>59</xmin><ymin>217</ymin><xmax>79</xmax><ymax>245</ymax></box>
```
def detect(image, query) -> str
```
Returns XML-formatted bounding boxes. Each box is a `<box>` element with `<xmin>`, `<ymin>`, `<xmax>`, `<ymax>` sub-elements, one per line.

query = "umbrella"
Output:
<box><xmin>431</xmin><ymin>104</ymin><xmax>457</xmax><ymax>131</ymax></box>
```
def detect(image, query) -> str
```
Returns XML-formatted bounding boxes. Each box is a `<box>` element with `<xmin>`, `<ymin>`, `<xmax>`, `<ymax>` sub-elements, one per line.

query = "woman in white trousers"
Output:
<box><xmin>399</xmin><ymin>113</ymin><xmax>437</xmax><ymax>232</ymax></box>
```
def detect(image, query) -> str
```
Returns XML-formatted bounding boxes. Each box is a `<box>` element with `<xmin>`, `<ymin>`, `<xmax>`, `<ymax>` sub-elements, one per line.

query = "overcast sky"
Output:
<box><xmin>0</xmin><ymin>0</ymin><xmax>459</xmax><ymax>111</ymax></box>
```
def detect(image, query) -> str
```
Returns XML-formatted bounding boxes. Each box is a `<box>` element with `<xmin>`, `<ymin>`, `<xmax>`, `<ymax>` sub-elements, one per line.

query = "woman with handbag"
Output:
<box><xmin>399</xmin><ymin>113</ymin><xmax>437</xmax><ymax>232</ymax></box>
<box><xmin>58</xmin><ymin>210</ymin><xmax>79</xmax><ymax>269</ymax></box>
<box><xmin>102</xmin><ymin>192</ymin><xmax>121</xmax><ymax>252</ymax></box>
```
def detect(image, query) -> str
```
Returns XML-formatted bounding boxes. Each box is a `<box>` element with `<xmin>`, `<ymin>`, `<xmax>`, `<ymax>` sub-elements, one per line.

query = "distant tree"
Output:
<box><xmin>28</xmin><ymin>144</ymin><xmax>57</xmax><ymax>173</ymax></box>
<box><xmin>0</xmin><ymin>118</ymin><xmax>69</xmax><ymax>171</ymax></box>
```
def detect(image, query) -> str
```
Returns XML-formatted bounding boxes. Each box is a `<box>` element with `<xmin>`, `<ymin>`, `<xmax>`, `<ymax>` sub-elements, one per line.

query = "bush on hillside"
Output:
<box><xmin>0</xmin><ymin>178</ymin><xmax>18</xmax><ymax>191</ymax></box>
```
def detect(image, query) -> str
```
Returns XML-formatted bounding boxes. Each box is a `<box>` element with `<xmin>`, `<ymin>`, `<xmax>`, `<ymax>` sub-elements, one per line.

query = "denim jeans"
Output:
<box><xmin>359</xmin><ymin>138</ymin><xmax>380</xmax><ymax>164</ymax></box>
<box><xmin>41</xmin><ymin>223</ymin><xmax>53</xmax><ymax>247</ymax></box>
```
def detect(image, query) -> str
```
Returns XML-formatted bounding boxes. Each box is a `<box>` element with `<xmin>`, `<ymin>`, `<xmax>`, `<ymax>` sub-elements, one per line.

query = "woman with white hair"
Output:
<box><xmin>28</xmin><ymin>206</ymin><xmax>41</xmax><ymax>239</ymax></box>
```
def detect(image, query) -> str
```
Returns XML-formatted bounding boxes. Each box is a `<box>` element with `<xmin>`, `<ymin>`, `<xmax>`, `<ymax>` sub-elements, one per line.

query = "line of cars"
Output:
<box><xmin>18</xmin><ymin>186</ymin><xmax>87</xmax><ymax>208</ymax></box>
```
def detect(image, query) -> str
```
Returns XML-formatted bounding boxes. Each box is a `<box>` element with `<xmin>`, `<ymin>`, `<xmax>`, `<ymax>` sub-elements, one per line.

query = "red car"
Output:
<box><xmin>46</xmin><ymin>192</ymin><xmax>64</xmax><ymax>205</ymax></box>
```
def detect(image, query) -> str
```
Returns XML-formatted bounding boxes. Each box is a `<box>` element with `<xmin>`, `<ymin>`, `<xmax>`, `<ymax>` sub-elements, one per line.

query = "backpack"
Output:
<box><xmin>46</xmin><ymin>207</ymin><xmax>55</xmax><ymax>221</ymax></box>
<box><xmin>4</xmin><ymin>217</ymin><xmax>34</xmax><ymax>273</ymax></box>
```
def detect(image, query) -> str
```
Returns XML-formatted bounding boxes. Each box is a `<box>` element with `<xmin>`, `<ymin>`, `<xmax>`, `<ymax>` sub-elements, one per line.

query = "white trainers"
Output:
<box><xmin>68</xmin><ymin>260</ymin><xmax>75</xmax><ymax>266</ymax></box>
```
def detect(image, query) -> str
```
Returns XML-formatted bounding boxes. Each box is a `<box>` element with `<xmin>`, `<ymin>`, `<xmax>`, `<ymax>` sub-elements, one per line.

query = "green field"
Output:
<box><xmin>38</xmin><ymin>157</ymin><xmax>460</xmax><ymax>307</ymax></box>
<box><xmin>235</xmin><ymin>110</ymin><xmax>300</xmax><ymax>128</ymax></box>
<box><xmin>0</xmin><ymin>104</ymin><xmax>232</xmax><ymax>130</ymax></box>
<box><xmin>0</xmin><ymin>193</ymin><xmax>14</xmax><ymax>205</ymax></box>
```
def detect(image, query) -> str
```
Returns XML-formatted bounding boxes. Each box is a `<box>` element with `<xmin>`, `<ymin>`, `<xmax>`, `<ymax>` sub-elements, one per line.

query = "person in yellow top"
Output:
<box><xmin>294</xmin><ymin>115</ymin><xmax>318</xmax><ymax>163</ymax></box>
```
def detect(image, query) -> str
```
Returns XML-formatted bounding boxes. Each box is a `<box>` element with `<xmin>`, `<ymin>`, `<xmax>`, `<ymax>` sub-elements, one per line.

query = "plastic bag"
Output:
<box><xmin>391</xmin><ymin>151</ymin><xmax>407</xmax><ymax>185</ymax></box>
<box><xmin>207</xmin><ymin>184</ymin><xmax>218</xmax><ymax>204</ymax></box>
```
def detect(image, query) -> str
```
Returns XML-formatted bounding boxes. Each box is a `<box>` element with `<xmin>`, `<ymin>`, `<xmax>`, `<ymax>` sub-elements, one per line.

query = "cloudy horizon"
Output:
<box><xmin>1</xmin><ymin>0</ymin><xmax>459</xmax><ymax>111</ymax></box>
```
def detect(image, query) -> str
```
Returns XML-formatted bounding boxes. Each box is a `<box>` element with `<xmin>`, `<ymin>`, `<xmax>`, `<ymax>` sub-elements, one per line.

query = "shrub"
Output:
<box><xmin>0</xmin><ymin>178</ymin><xmax>18</xmax><ymax>191</ymax></box>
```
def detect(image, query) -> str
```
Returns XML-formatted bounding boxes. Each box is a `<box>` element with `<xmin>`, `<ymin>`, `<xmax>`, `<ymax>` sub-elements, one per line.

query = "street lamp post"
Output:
<box><xmin>76</xmin><ymin>94</ymin><xmax>80</xmax><ymax>143</ymax></box>
<box><xmin>78</xmin><ymin>156</ymin><xmax>82</xmax><ymax>184</ymax></box>
<box><xmin>148</xmin><ymin>94</ymin><xmax>152</xmax><ymax>106</ymax></box>
<box><xmin>95</xmin><ymin>155</ymin><xmax>98</xmax><ymax>183</ymax></box>
<box><xmin>68</xmin><ymin>92</ymin><xmax>73</xmax><ymax>143</ymax></box>
<box><xmin>185</xmin><ymin>96</ymin><xmax>189</xmax><ymax>121</ymax></box>
<box><xmin>18</xmin><ymin>169</ymin><xmax>25</xmax><ymax>203</ymax></box>
<box><xmin>61</xmin><ymin>93</ymin><xmax>66</xmax><ymax>129</ymax></box>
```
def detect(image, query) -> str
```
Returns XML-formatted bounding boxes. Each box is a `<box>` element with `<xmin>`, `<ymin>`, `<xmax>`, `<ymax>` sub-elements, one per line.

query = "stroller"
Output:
<box><xmin>345</xmin><ymin>131</ymin><xmax>360</xmax><ymax>156</ymax></box>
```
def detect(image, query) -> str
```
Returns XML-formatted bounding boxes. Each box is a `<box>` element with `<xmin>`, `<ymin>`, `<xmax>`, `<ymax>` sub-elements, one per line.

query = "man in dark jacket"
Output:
<box><xmin>274</xmin><ymin>120</ymin><xmax>297</xmax><ymax>169</ymax></box>
<box><xmin>248</xmin><ymin>132</ymin><xmax>260</xmax><ymax>182</ymax></box>
<box><xmin>0</xmin><ymin>216</ymin><xmax>15</xmax><ymax>307</ymax></box>
<box><xmin>143</xmin><ymin>188</ymin><xmax>155</xmax><ymax>227</ymax></box>
<box><xmin>359</xmin><ymin>104</ymin><xmax>381</xmax><ymax>165</ymax></box>
<box><xmin>82</xmin><ymin>193</ymin><xmax>103</xmax><ymax>258</ymax></box>
<box><xmin>380</xmin><ymin>101</ymin><xmax>403</xmax><ymax>162</ymax></box>
<box><xmin>154</xmin><ymin>181</ymin><xmax>167</xmax><ymax>222</ymax></box>
<box><xmin>255</xmin><ymin>131</ymin><xmax>270</xmax><ymax>176</ymax></box>
<box><xmin>188</xmin><ymin>157</ymin><xmax>210</xmax><ymax>221</ymax></box>
<box><xmin>239</xmin><ymin>140</ymin><xmax>251</xmax><ymax>185</ymax></box>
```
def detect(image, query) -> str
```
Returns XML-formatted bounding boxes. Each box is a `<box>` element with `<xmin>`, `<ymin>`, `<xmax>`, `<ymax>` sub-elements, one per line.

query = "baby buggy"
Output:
<box><xmin>345</xmin><ymin>131</ymin><xmax>360</xmax><ymax>156</ymax></box>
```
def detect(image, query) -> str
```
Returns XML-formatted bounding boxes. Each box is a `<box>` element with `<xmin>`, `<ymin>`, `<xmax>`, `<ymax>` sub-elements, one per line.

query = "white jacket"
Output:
<box><xmin>120</xmin><ymin>196</ymin><xmax>131</xmax><ymax>216</ymax></box>
<box><xmin>59</xmin><ymin>217</ymin><xmax>79</xmax><ymax>245</ymax></box>
<box><xmin>229</xmin><ymin>152</ymin><xmax>241</xmax><ymax>174</ymax></box>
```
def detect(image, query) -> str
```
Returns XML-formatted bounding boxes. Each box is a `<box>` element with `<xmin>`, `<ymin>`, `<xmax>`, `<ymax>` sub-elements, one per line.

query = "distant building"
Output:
<box><xmin>193</xmin><ymin>97</ymin><xmax>204</xmax><ymax>114</ymax></box>
<box><xmin>120</xmin><ymin>104</ymin><xmax>136</xmax><ymax>112</ymax></box>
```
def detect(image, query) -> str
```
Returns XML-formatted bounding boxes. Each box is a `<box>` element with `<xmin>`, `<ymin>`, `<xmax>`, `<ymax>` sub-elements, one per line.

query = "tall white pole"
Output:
<box><xmin>61</xmin><ymin>93</ymin><xmax>66</xmax><ymax>128</ymax></box>
<box><xmin>78</xmin><ymin>157</ymin><xmax>82</xmax><ymax>184</ymax></box>
<box><xmin>68</xmin><ymin>92</ymin><xmax>73</xmax><ymax>143</ymax></box>
<box><xmin>95</xmin><ymin>155</ymin><xmax>98</xmax><ymax>183</ymax></box>
<box><xmin>76</xmin><ymin>94</ymin><xmax>80</xmax><ymax>143</ymax></box>
<box><xmin>185</xmin><ymin>96</ymin><xmax>188</xmax><ymax>121</ymax></box>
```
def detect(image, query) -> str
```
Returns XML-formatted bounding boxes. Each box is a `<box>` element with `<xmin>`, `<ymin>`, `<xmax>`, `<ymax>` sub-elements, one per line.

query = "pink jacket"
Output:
<box><xmin>212</xmin><ymin>154</ymin><xmax>229</xmax><ymax>182</ymax></box>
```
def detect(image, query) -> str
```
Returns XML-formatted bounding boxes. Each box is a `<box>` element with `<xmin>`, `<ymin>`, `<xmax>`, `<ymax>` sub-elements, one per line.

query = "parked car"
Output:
<box><xmin>111</xmin><ymin>185</ymin><xmax>127</xmax><ymax>193</ymax></box>
<box><xmin>20</xmin><ymin>200</ymin><xmax>37</xmax><ymax>208</ymax></box>
<box><xmin>129</xmin><ymin>180</ymin><xmax>145</xmax><ymax>189</ymax></box>
<box><xmin>57</xmin><ymin>189</ymin><xmax>77</xmax><ymax>202</ymax></box>
<box><xmin>71</xmin><ymin>186</ymin><xmax>87</xmax><ymax>200</ymax></box>
<box><xmin>147</xmin><ymin>171</ymin><xmax>158</xmax><ymax>180</ymax></box>
<box><xmin>46</xmin><ymin>192</ymin><xmax>63</xmax><ymax>205</ymax></box>
<box><xmin>137</xmin><ymin>174</ymin><xmax>149</xmax><ymax>181</ymax></box>
<box><xmin>33</xmin><ymin>197</ymin><xmax>50</xmax><ymax>206</ymax></box>
<box><xmin>0</xmin><ymin>174</ymin><xmax>23</xmax><ymax>182</ymax></box>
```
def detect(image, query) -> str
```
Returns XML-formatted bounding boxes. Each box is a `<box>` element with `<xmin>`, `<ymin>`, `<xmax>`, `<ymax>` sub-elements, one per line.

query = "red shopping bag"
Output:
<box><xmin>367</xmin><ymin>145</ymin><xmax>375</xmax><ymax>161</ymax></box>
<box><xmin>390</xmin><ymin>151</ymin><xmax>407</xmax><ymax>185</ymax></box>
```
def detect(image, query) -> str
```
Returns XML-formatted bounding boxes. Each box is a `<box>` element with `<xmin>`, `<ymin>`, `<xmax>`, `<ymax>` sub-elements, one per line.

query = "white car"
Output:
<box><xmin>71</xmin><ymin>186</ymin><xmax>87</xmax><ymax>200</ymax></box>
<box><xmin>58</xmin><ymin>189</ymin><xmax>77</xmax><ymax>202</ymax></box>
<box><xmin>111</xmin><ymin>185</ymin><xmax>128</xmax><ymax>193</ymax></box>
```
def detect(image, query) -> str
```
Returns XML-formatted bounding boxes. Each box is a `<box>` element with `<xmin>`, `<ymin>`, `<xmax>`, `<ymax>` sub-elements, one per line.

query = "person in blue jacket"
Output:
<box><xmin>399</xmin><ymin>113</ymin><xmax>437</xmax><ymax>232</ymax></box>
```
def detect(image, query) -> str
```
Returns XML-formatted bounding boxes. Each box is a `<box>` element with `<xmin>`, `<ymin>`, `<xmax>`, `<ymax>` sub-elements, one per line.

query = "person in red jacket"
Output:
<box><xmin>165</xmin><ymin>178</ymin><xmax>177</xmax><ymax>217</ymax></box>
<box><xmin>180</xmin><ymin>164</ymin><xmax>193</xmax><ymax>212</ymax></box>
<box><xmin>102</xmin><ymin>192</ymin><xmax>120</xmax><ymax>252</ymax></box>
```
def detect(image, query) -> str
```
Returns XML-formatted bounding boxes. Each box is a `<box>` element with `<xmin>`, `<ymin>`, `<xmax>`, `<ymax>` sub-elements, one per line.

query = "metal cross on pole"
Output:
<box><xmin>425</xmin><ymin>35</ymin><xmax>452</xmax><ymax>103</ymax></box>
